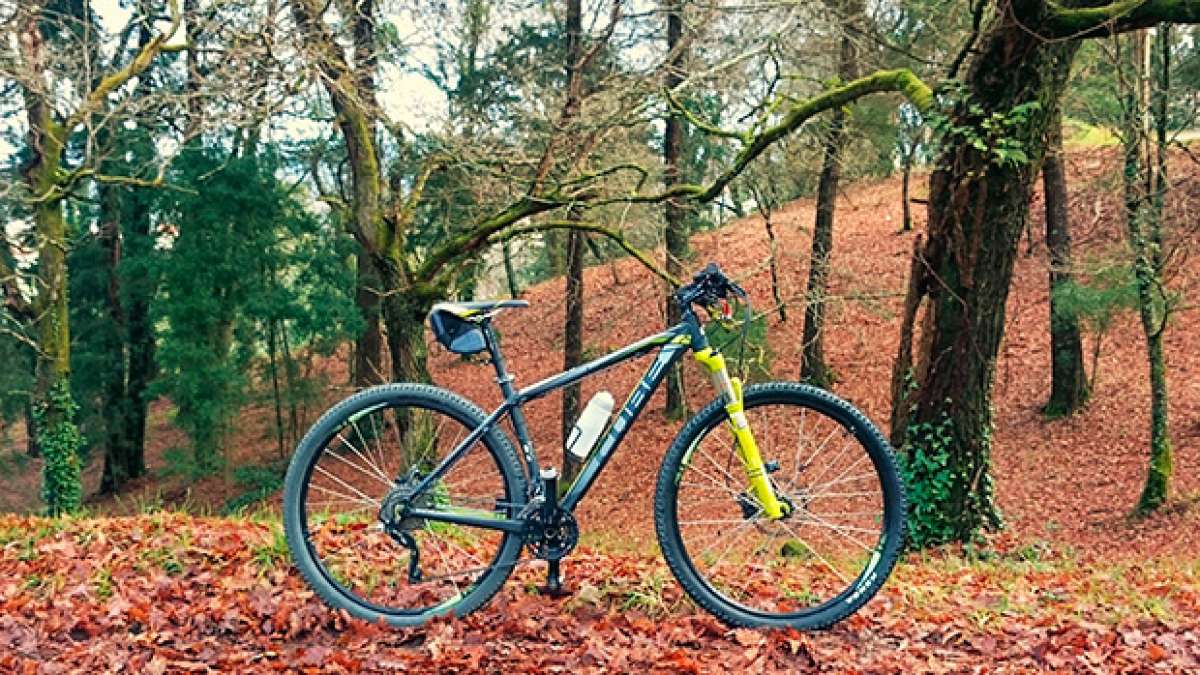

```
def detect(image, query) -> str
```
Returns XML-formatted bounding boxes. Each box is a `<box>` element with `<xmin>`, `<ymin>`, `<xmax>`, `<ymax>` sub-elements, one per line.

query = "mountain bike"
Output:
<box><xmin>283</xmin><ymin>263</ymin><xmax>905</xmax><ymax>629</ymax></box>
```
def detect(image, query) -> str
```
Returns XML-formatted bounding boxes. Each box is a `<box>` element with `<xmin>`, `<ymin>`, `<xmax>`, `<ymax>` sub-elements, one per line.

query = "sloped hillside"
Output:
<box><xmin>5</xmin><ymin>148</ymin><xmax>1198</xmax><ymax>562</ymax></box>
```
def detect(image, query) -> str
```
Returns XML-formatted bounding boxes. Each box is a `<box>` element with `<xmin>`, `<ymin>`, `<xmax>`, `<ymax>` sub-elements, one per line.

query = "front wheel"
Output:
<box><xmin>654</xmin><ymin>382</ymin><xmax>905</xmax><ymax>629</ymax></box>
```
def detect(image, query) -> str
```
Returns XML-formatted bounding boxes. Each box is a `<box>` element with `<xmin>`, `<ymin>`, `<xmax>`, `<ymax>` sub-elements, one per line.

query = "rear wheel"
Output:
<box><xmin>283</xmin><ymin>384</ymin><xmax>526</xmax><ymax>626</ymax></box>
<box><xmin>655</xmin><ymin>382</ymin><xmax>904</xmax><ymax>629</ymax></box>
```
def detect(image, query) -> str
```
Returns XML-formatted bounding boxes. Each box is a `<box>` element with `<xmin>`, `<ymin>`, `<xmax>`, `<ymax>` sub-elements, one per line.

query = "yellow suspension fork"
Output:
<box><xmin>693</xmin><ymin>347</ymin><xmax>789</xmax><ymax>520</ymax></box>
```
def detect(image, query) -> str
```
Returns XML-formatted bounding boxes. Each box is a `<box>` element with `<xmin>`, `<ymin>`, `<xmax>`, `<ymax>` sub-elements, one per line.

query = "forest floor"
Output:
<box><xmin>1</xmin><ymin>513</ymin><xmax>1197</xmax><ymax>672</ymax></box>
<box><xmin>3</xmin><ymin>147</ymin><xmax>1200</xmax><ymax>670</ymax></box>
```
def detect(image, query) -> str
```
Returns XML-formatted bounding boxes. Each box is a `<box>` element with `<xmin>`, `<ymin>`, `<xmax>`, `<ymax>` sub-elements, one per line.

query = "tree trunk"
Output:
<box><xmin>800</xmin><ymin>17</ymin><xmax>857</xmax><ymax>388</ymax></box>
<box><xmin>24</xmin><ymin>401</ymin><xmax>39</xmax><ymax>458</ymax></box>
<box><xmin>354</xmin><ymin>249</ymin><xmax>384</xmax><ymax>387</ymax></box>
<box><xmin>562</xmin><ymin>225</ymin><xmax>586</xmax><ymax>482</ymax></box>
<box><xmin>889</xmin><ymin>234</ymin><xmax>924</xmax><ymax>448</ymax></box>
<box><xmin>98</xmin><ymin>189</ymin><xmax>133</xmax><ymax>494</ymax></box>
<box><xmin>663</xmin><ymin>0</ymin><xmax>689</xmax><ymax>419</ymax></box>
<box><xmin>30</xmin><ymin>137</ymin><xmax>83</xmax><ymax>515</ymax></box>
<box><xmin>18</xmin><ymin>5</ymin><xmax>83</xmax><ymax>511</ymax></box>
<box><xmin>123</xmin><ymin>192</ymin><xmax>155</xmax><ymax>484</ymax></box>
<box><xmin>558</xmin><ymin>0</ymin><xmax>588</xmax><ymax>483</ymax></box>
<box><xmin>502</xmin><ymin>241</ymin><xmax>520</xmax><ymax>299</ymax></box>
<box><xmin>380</xmin><ymin>271</ymin><xmax>435</xmax><ymax>385</ymax></box>
<box><xmin>1042</xmin><ymin>108</ymin><xmax>1089</xmax><ymax>417</ymax></box>
<box><xmin>890</xmin><ymin>8</ymin><xmax>1079</xmax><ymax>547</ymax></box>
<box><xmin>1123</xmin><ymin>28</ymin><xmax>1173</xmax><ymax>514</ymax></box>
<box><xmin>901</xmin><ymin>145</ymin><xmax>915</xmax><ymax>232</ymax></box>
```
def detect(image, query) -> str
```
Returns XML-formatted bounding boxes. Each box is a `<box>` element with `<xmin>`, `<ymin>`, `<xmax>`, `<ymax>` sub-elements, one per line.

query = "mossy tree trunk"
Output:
<box><xmin>19</xmin><ymin>8</ymin><xmax>82</xmax><ymax>514</ymax></box>
<box><xmin>1042</xmin><ymin>108</ymin><xmax>1089</xmax><ymax>417</ymax></box>
<box><xmin>10</xmin><ymin>1</ymin><xmax>180</xmax><ymax>509</ymax></box>
<box><xmin>891</xmin><ymin>5</ymin><xmax>1079</xmax><ymax>547</ymax></box>
<box><xmin>354</xmin><ymin>251</ymin><xmax>385</xmax><ymax>387</ymax></box>
<box><xmin>380</xmin><ymin>272</ymin><xmax>436</xmax><ymax>385</ymax></box>
<box><xmin>32</xmin><ymin>160</ymin><xmax>83</xmax><ymax>515</ymax></box>
<box><xmin>1119</xmin><ymin>28</ymin><xmax>1173</xmax><ymax>514</ymax></box>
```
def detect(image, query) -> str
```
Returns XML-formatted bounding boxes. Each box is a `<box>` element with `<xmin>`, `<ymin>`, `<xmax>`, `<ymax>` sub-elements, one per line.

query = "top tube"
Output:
<box><xmin>515</xmin><ymin>324</ymin><xmax>693</xmax><ymax>404</ymax></box>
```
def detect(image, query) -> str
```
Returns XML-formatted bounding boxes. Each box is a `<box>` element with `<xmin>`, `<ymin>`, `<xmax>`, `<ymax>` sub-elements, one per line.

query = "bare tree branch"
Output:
<box><xmin>490</xmin><ymin>220</ymin><xmax>679</xmax><ymax>287</ymax></box>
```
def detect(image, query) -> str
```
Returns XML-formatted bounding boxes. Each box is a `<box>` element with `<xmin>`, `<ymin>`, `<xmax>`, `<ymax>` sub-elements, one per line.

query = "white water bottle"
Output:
<box><xmin>566</xmin><ymin>391</ymin><xmax>614</xmax><ymax>461</ymax></box>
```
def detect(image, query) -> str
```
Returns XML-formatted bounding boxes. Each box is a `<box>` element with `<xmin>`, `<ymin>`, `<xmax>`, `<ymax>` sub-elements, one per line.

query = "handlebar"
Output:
<box><xmin>674</xmin><ymin>262</ymin><xmax>746</xmax><ymax>312</ymax></box>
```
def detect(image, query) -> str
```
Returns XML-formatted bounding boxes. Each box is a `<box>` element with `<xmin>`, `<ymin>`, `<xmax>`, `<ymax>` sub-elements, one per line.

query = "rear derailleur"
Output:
<box><xmin>379</xmin><ymin>468</ymin><xmax>429</xmax><ymax>584</ymax></box>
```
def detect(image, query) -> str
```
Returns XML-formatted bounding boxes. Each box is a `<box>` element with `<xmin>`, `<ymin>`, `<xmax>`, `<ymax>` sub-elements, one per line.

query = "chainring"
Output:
<box><xmin>524</xmin><ymin>509</ymin><xmax>579</xmax><ymax>561</ymax></box>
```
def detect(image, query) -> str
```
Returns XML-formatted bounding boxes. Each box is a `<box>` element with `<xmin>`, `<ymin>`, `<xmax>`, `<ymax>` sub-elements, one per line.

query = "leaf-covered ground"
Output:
<box><xmin>2</xmin><ymin>513</ymin><xmax>1197</xmax><ymax>673</ymax></box>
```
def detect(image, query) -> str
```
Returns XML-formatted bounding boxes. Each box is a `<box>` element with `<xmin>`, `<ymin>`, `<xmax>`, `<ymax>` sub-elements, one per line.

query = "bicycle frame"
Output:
<box><xmin>403</xmin><ymin>306</ymin><xmax>710</xmax><ymax>533</ymax></box>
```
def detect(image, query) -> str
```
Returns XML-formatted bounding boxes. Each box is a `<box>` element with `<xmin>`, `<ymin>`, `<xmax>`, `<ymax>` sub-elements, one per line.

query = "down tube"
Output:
<box><xmin>560</xmin><ymin>343</ymin><xmax>687</xmax><ymax>512</ymax></box>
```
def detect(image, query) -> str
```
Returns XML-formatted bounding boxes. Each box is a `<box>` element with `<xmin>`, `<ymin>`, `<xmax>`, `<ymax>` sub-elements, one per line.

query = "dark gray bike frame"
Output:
<box><xmin>404</xmin><ymin>307</ymin><xmax>710</xmax><ymax>533</ymax></box>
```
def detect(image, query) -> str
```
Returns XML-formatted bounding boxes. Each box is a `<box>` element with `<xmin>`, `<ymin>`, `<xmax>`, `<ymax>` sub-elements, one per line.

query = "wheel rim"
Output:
<box><xmin>298</xmin><ymin>400</ymin><xmax>516</xmax><ymax>616</ymax></box>
<box><xmin>671</xmin><ymin>398</ymin><xmax>891</xmax><ymax>618</ymax></box>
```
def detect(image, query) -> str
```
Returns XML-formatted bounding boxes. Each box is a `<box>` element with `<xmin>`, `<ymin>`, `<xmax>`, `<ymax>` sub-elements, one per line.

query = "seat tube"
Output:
<box><xmin>482</xmin><ymin>325</ymin><xmax>539</xmax><ymax>477</ymax></box>
<box><xmin>692</xmin><ymin>346</ymin><xmax>787</xmax><ymax>520</ymax></box>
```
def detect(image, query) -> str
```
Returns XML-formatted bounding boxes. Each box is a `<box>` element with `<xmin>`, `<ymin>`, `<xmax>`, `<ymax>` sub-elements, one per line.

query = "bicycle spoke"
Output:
<box><xmin>667</xmin><ymin>389</ymin><xmax>897</xmax><ymax>623</ymax></box>
<box><xmin>772</xmin><ymin>519</ymin><xmax>850</xmax><ymax>585</ymax></box>
<box><xmin>328</xmin><ymin>434</ymin><xmax>394</xmax><ymax>489</ymax></box>
<box><xmin>800</xmin><ymin>509</ymin><xmax>875</xmax><ymax>552</ymax></box>
<box><xmin>694</xmin><ymin>516</ymin><xmax>760</xmax><ymax>563</ymax></box>
<box><xmin>312</xmin><ymin>464</ymin><xmax>382</xmax><ymax>508</ymax></box>
<box><xmin>804</xmin><ymin>432</ymin><xmax>856</xmax><ymax>487</ymax></box>
<box><xmin>346</xmin><ymin>422</ymin><xmax>394</xmax><ymax>487</ymax></box>
<box><xmin>295</xmin><ymin>395</ymin><xmax>518</xmax><ymax>620</ymax></box>
<box><xmin>678</xmin><ymin>517</ymin><xmax>758</xmax><ymax>527</ymax></box>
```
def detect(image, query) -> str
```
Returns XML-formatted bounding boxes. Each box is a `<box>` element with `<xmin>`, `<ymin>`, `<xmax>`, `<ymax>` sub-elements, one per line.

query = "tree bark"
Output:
<box><xmin>889</xmin><ymin>234</ymin><xmax>924</xmax><ymax>449</ymax></box>
<box><xmin>291</xmin><ymin>0</ymin><xmax>395</xmax><ymax>385</ymax></box>
<box><xmin>1122</xmin><ymin>28</ymin><xmax>1173</xmax><ymax>514</ymax></box>
<box><xmin>1042</xmin><ymin>108</ymin><xmax>1089</xmax><ymax>417</ymax></box>
<box><xmin>123</xmin><ymin>187</ymin><xmax>155</xmax><ymax>485</ymax></box>
<box><xmin>901</xmin><ymin>145</ymin><xmax>915</xmax><ymax>232</ymax></box>
<box><xmin>354</xmin><ymin>250</ymin><xmax>384</xmax><ymax>386</ymax></box>
<box><xmin>800</xmin><ymin>9</ymin><xmax>858</xmax><ymax>388</ymax></box>
<box><xmin>502</xmin><ymin>241</ymin><xmax>520</xmax><ymax>299</ymax></box>
<box><xmin>890</xmin><ymin>4</ymin><xmax>1079</xmax><ymax>546</ymax></box>
<box><xmin>663</xmin><ymin>0</ymin><xmax>689</xmax><ymax>418</ymax></box>
<box><xmin>559</xmin><ymin>0</ymin><xmax>587</xmax><ymax>483</ymax></box>
<box><xmin>562</xmin><ymin>226</ymin><xmax>586</xmax><ymax>482</ymax></box>
<box><xmin>379</xmin><ymin>260</ymin><xmax>436</xmax><ymax>385</ymax></box>
<box><xmin>19</xmin><ymin>8</ymin><xmax>82</xmax><ymax>514</ymax></box>
<box><xmin>98</xmin><ymin>189</ymin><xmax>134</xmax><ymax>494</ymax></box>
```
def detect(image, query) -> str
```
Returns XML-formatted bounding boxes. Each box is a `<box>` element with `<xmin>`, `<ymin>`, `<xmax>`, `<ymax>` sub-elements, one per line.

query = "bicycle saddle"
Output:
<box><xmin>431</xmin><ymin>299</ymin><xmax>530</xmax><ymax>321</ymax></box>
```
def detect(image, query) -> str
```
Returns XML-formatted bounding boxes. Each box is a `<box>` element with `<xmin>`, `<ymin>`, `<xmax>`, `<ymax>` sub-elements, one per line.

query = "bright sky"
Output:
<box><xmin>85</xmin><ymin>0</ymin><xmax>445</xmax><ymax>131</ymax></box>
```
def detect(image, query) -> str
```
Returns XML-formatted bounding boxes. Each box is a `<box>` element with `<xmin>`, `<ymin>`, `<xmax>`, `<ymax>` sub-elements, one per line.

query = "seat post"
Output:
<box><xmin>481</xmin><ymin>322</ymin><xmax>517</xmax><ymax>399</ymax></box>
<box><xmin>481</xmin><ymin>320</ymin><xmax>539</xmax><ymax>484</ymax></box>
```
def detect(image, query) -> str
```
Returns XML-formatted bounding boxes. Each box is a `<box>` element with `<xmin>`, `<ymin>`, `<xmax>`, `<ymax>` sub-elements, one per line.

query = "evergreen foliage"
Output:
<box><xmin>154</xmin><ymin>151</ymin><xmax>358</xmax><ymax>474</ymax></box>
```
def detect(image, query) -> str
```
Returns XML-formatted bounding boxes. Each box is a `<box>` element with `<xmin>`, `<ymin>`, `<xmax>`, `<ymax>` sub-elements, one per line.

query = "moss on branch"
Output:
<box><xmin>693</xmin><ymin>68</ymin><xmax>933</xmax><ymax>203</ymax></box>
<box><xmin>1045</xmin><ymin>0</ymin><xmax>1200</xmax><ymax>37</ymax></box>
<box><xmin>421</xmin><ymin>68</ymin><xmax>933</xmax><ymax>284</ymax></box>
